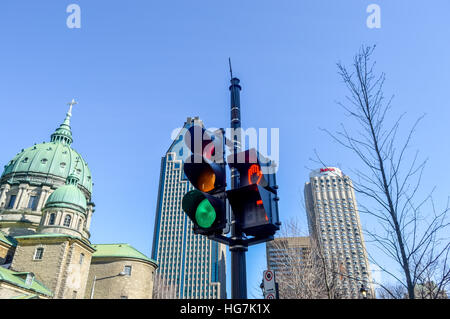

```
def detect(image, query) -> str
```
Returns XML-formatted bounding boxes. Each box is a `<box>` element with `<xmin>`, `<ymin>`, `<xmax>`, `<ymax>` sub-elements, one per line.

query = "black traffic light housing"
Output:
<box><xmin>226</xmin><ymin>184</ymin><xmax>279</xmax><ymax>237</ymax></box>
<box><xmin>227</xmin><ymin>148</ymin><xmax>277</xmax><ymax>192</ymax></box>
<box><xmin>184</xmin><ymin>156</ymin><xmax>226</xmax><ymax>193</ymax></box>
<box><xmin>181</xmin><ymin>124</ymin><xmax>228</xmax><ymax>235</ymax></box>
<box><xmin>182</xmin><ymin>189</ymin><xmax>227</xmax><ymax>236</ymax></box>
<box><xmin>226</xmin><ymin>148</ymin><xmax>280</xmax><ymax>237</ymax></box>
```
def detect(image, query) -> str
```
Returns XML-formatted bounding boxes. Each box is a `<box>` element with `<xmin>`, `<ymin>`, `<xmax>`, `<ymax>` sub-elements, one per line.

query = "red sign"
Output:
<box><xmin>320</xmin><ymin>168</ymin><xmax>335</xmax><ymax>173</ymax></box>
<box><xmin>264</xmin><ymin>270</ymin><xmax>274</xmax><ymax>282</ymax></box>
<box><xmin>248</xmin><ymin>164</ymin><xmax>263</xmax><ymax>185</ymax></box>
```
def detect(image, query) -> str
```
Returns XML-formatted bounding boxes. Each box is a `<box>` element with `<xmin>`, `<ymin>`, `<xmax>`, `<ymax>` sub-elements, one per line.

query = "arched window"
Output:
<box><xmin>34</xmin><ymin>247</ymin><xmax>44</xmax><ymax>260</ymax></box>
<box><xmin>49</xmin><ymin>213</ymin><xmax>56</xmax><ymax>225</ymax></box>
<box><xmin>63</xmin><ymin>215</ymin><xmax>72</xmax><ymax>227</ymax></box>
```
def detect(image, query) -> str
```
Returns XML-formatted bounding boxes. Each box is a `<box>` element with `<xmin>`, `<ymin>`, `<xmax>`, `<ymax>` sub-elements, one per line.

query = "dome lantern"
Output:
<box><xmin>50</xmin><ymin>99</ymin><xmax>77</xmax><ymax>146</ymax></box>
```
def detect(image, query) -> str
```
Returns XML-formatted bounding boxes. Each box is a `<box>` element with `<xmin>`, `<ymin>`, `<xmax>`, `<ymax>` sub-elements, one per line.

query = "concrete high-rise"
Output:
<box><xmin>266</xmin><ymin>237</ymin><xmax>311</xmax><ymax>278</ymax></box>
<box><xmin>151</xmin><ymin>117</ymin><xmax>226</xmax><ymax>299</ymax></box>
<box><xmin>304</xmin><ymin>167</ymin><xmax>373</xmax><ymax>298</ymax></box>
<box><xmin>266</xmin><ymin>237</ymin><xmax>311</xmax><ymax>298</ymax></box>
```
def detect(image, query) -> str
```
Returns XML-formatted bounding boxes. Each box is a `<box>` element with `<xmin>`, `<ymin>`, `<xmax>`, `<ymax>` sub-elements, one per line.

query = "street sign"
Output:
<box><xmin>265</xmin><ymin>293</ymin><xmax>275</xmax><ymax>299</ymax></box>
<box><xmin>264</xmin><ymin>270</ymin><xmax>274</xmax><ymax>282</ymax></box>
<box><xmin>263</xmin><ymin>270</ymin><xmax>276</xmax><ymax>295</ymax></box>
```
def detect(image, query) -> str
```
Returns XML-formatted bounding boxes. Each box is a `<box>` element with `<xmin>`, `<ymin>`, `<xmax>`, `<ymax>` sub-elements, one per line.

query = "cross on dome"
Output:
<box><xmin>67</xmin><ymin>99</ymin><xmax>77</xmax><ymax>116</ymax></box>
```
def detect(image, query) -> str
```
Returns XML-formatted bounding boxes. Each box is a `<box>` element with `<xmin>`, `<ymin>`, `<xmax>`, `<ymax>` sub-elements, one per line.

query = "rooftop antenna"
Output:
<box><xmin>228</xmin><ymin>57</ymin><xmax>233</xmax><ymax>79</ymax></box>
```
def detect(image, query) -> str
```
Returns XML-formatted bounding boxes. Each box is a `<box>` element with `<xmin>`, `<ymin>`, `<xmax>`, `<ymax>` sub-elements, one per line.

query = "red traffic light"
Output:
<box><xmin>226</xmin><ymin>184</ymin><xmax>279</xmax><ymax>237</ymax></box>
<box><xmin>227</xmin><ymin>148</ymin><xmax>276</xmax><ymax>192</ymax></box>
<box><xmin>183</xmin><ymin>125</ymin><xmax>223</xmax><ymax>161</ymax></box>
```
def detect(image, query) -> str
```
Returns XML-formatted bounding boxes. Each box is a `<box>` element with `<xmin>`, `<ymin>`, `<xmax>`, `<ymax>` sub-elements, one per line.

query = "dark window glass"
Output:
<box><xmin>49</xmin><ymin>213</ymin><xmax>56</xmax><ymax>225</ymax></box>
<box><xmin>5</xmin><ymin>255</ymin><xmax>13</xmax><ymax>264</ymax></box>
<box><xmin>63</xmin><ymin>215</ymin><xmax>71</xmax><ymax>227</ymax></box>
<box><xmin>34</xmin><ymin>248</ymin><xmax>44</xmax><ymax>260</ymax></box>
<box><xmin>27</xmin><ymin>196</ymin><xmax>38</xmax><ymax>210</ymax></box>
<box><xmin>124</xmin><ymin>265</ymin><xmax>132</xmax><ymax>276</ymax></box>
<box><xmin>7</xmin><ymin>195</ymin><xmax>16</xmax><ymax>209</ymax></box>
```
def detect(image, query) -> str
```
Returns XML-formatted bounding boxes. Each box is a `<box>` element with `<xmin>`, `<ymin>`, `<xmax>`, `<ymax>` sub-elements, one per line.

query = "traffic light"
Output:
<box><xmin>227</xmin><ymin>148</ymin><xmax>280</xmax><ymax>237</ymax></box>
<box><xmin>182</xmin><ymin>124</ymin><xmax>228</xmax><ymax>235</ymax></box>
<box><xmin>227</xmin><ymin>148</ymin><xmax>277</xmax><ymax>191</ymax></box>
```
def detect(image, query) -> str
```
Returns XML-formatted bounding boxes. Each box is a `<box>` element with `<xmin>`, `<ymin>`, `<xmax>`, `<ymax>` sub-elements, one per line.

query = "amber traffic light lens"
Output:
<box><xmin>197</xmin><ymin>169</ymin><xmax>216</xmax><ymax>192</ymax></box>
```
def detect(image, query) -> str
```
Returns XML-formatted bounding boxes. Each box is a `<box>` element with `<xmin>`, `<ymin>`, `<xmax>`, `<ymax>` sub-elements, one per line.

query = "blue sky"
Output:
<box><xmin>0</xmin><ymin>1</ymin><xmax>449</xmax><ymax>298</ymax></box>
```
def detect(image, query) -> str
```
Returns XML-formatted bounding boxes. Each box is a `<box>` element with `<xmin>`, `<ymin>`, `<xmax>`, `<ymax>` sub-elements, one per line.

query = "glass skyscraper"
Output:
<box><xmin>151</xmin><ymin>117</ymin><xmax>226</xmax><ymax>299</ymax></box>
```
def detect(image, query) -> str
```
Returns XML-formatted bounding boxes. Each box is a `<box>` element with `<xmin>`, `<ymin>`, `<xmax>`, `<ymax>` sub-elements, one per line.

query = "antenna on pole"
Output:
<box><xmin>228</xmin><ymin>57</ymin><xmax>233</xmax><ymax>79</ymax></box>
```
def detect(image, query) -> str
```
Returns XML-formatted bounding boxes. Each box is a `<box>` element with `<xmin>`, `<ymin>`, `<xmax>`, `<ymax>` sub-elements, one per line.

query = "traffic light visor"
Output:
<box><xmin>184</xmin><ymin>125</ymin><xmax>216</xmax><ymax>159</ymax></box>
<box><xmin>184</xmin><ymin>158</ymin><xmax>225</xmax><ymax>193</ymax></box>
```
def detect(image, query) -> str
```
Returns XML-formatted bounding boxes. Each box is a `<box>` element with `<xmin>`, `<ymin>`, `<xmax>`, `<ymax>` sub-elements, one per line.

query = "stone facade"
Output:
<box><xmin>0</xmin><ymin>183</ymin><xmax>57</xmax><ymax>236</ymax></box>
<box><xmin>38</xmin><ymin>206</ymin><xmax>91</xmax><ymax>240</ymax></box>
<box><xmin>86</xmin><ymin>258</ymin><xmax>157</xmax><ymax>299</ymax></box>
<box><xmin>10</xmin><ymin>235</ymin><xmax>94</xmax><ymax>299</ymax></box>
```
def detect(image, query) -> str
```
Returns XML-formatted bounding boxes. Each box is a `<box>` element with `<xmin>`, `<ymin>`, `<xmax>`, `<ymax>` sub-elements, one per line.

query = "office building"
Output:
<box><xmin>304</xmin><ymin>167</ymin><xmax>373</xmax><ymax>298</ymax></box>
<box><xmin>151</xmin><ymin>117</ymin><xmax>226</xmax><ymax>299</ymax></box>
<box><xmin>266</xmin><ymin>236</ymin><xmax>311</xmax><ymax>278</ymax></box>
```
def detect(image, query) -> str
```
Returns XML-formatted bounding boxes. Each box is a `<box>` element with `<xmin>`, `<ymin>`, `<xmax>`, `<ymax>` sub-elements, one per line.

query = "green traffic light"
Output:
<box><xmin>195</xmin><ymin>199</ymin><xmax>216</xmax><ymax>228</ymax></box>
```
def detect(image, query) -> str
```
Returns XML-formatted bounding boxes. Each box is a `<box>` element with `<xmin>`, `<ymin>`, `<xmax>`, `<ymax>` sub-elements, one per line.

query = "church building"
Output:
<box><xmin>0</xmin><ymin>101</ymin><xmax>157</xmax><ymax>299</ymax></box>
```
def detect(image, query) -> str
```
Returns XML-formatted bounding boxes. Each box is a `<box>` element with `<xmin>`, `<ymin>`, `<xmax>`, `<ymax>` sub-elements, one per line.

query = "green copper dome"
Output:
<box><xmin>45</xmin><ymin>174</ymin><xmax>87</xmax><ymax>214</ymax></box>
<box><xmin>1</xmin><ymin>143</ymin><xmax>92</xmax><ymax>193</ymax></box>
<box><xmin>0</xmin><ymin>103</ymin><xmax>92</xmax><ymax>194</ymax></box>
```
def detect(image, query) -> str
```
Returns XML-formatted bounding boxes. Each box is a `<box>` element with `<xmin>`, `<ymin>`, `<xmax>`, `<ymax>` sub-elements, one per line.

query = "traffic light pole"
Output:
<box><xmin>182</xmin><ymin>67</ymin><xmax>279</xmax><ymax>300</ymax></box>
<box><xmin>229</xmin><ymin>75</ymin><xmax>247</xmax><ymax>299</ymax></box>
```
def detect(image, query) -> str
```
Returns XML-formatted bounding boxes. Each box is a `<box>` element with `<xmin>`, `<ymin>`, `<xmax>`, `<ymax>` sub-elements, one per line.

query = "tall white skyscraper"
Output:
<box><xmin>151</xmin><ymin>117</ymin><xmax>226</xmax><ymax>299</ymax></box>
<box><xmin>304</xmin><ymin>167</ymin><xmax>373</xmax><ymax>298</ymax></box>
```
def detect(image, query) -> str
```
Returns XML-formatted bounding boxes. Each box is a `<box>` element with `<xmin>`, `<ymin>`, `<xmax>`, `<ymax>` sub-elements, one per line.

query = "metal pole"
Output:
<box><xmin>229</xmin><ymin>75</ymin><xmax>247</xmax><ymax>299</ymax></box>
<box><xmin>90</xmin><ymin>275</ymin><xmax>96</xmax><ymax>299</ymax></box>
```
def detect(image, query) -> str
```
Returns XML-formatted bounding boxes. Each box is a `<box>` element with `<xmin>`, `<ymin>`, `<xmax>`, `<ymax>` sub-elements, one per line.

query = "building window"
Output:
<box><xmin>79</xmin><ymin>253</ymin><xmax>85</xmax><ymax>265</ymax></box>
<box><xmin>49</xmin><ymin>213</ymin><xmax>56</xmax><ymax>225</ymax></box>
<box><xmin>25</xmin><ymin>274</ymin><xmax>34</xmax><ymax>286</ymax></box>
<box><xmin>7</xmin><ymin>195</ymin><xmax>16</xmax><ymax>209</ymax></box>
<box><xmin>124</xmin><ymin>265</ymin><xmax>132</xmax><ymax>276</ymax></box>
<box><xmin>27</xmin><ymin>196</ymin><xmax>38</xmax><ymax>210</ymax></box>
<box><xmin>120</xmin><ymin>296</ymin><xmax>128</xmax><ymax>299</ymax></box>
<box><xmin>63</xmin><ymin>215</ymin><xmax>72</xmax><ymax>227</ymax></box>
<box><xmin>34</xmin><ymin>248</ymin><xmax>44</xmax><ymax>260</ymax></box>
